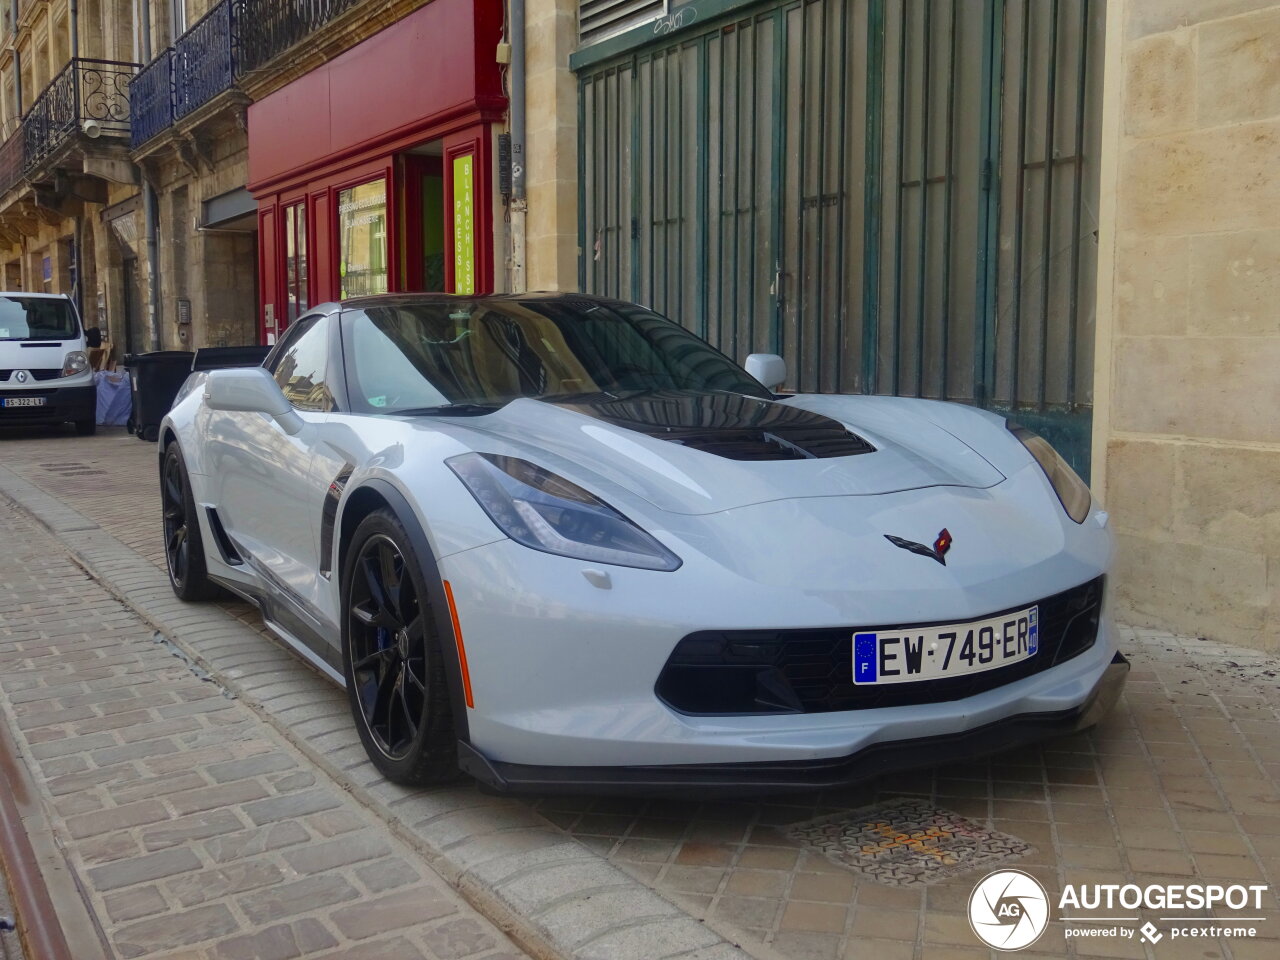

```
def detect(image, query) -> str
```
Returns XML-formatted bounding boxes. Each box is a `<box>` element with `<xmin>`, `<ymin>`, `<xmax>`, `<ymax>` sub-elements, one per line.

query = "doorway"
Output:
<box><xmin>122</xmin><ymin>257</ymin><xmax>143</xmax><ymax>355</ymax></box>
<box><xmin>400</xmin><ymin>143</ymin><xmax>446</xmax><ymax>292</ymax></box>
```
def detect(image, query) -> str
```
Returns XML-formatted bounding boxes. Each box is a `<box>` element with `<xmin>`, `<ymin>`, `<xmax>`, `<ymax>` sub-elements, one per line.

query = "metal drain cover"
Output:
<box><xmin>786</xmin><ymin>798</ymin><xmax>1033</xmax><ymax>886</ymax></box>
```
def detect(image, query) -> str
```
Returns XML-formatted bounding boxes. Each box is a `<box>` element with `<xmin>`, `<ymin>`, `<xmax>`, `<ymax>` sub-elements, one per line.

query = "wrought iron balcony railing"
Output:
<box><xmin>0</xmin><ymin>130</ymin><xmax>24</xmax><ymax>196</ymax></box>
<box><xmin>25</xmin><ymin>58</ymin><xmax>137</xmax><ymax>166</ymax></box>
<box><xmin>174</xmin><ymin>0</ymin><xmax>235</xmax><ymax>121</ymax></box>
<box><xmin>131</xmin><ymin>51</ymin><xmax>174</xmax><ymax>149</ymax></box>
<box><xmin>131</xmin><ymin>0</ymin><xmax>362</xmax><ymax>147</ymax></box>
<box><xmin>233</xmin><ymin>0</ymin><xmax>361</xmax><ymax>74</ymax></box>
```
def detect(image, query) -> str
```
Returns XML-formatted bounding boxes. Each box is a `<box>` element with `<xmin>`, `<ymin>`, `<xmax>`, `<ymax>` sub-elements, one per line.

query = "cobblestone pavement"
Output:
<box><xmin>3</xmin><ymin>425</ymin><xmax>1280</xmax><ymax>960</ymax></box>
<box><xmin>0</xmin><ymin>493</ymin><xmax>528</xmax><ymax>960</ymax></box>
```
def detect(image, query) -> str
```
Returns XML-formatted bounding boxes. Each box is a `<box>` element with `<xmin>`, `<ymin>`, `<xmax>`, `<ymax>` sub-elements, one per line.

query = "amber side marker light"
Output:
<box><xmin>442</xmin><ymin>580</ymin><xmax>475</xmax><ymax>708</ymax></box>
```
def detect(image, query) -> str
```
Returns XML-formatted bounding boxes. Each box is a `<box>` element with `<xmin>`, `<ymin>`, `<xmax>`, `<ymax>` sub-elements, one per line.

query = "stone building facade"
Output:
<box><xmin>1094</xmin><ymin>0</ymin><xmax>1280</xmax><ymax>651</ymax></box>
<box><xmin>0</xmin><ymin>0</ymin><xmax>1272</xmax><ymax>654</ymax></box>
<box><xmin>523</xmin><ymin>0</ymin><xmax>578</xmax><ymax>292</ymax></box>
<box><xmin>0</xmin><ymin>0</ymin><xmax>139</xmax><ymax>349</ymax></box>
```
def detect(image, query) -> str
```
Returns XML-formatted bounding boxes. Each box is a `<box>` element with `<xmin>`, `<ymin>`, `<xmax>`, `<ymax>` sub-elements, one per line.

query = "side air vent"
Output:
<box><xmin>204</xmin><ymin>507</ymin><xmax>243</xmax><ymax>566</ymax></box>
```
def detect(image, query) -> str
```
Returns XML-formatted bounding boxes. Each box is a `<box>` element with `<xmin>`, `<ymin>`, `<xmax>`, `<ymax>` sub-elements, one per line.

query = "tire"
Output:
<box><xmin>74</xmin><ymin>419</ymin><xmax>96</xmax><ymax>436</ymax></box>
<box><xmin>142</xmin><ymin>425</ymin><xmax>160</xmax><ymax>442</ymax></box>
<box><xmin>160</xmin><ymin>445</ymin><xmax>222</xmax><ymax>601</ymax></box>
<box><xmin>342</xmin><ymin>509</ymin><xmax>458</xmax><ymax>785</ymax></box>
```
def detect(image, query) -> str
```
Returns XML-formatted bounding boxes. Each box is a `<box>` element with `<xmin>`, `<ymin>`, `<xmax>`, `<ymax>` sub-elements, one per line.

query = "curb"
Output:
<box><xmin>0</xmin><ymin>717</ymin><xmax>77</xmax><ymax>960</ymax></box>
<box><xmin>0</xmin><ymin>464</ymin><xmax>754</xmax><ymax>960</ymax></box>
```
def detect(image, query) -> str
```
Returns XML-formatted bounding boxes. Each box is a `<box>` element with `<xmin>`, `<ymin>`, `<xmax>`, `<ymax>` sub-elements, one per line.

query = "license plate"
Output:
<box><xmin>0</xmin><ymin>396</ymin><xmax>46</xmax><ymax>407</ymax></box>
<box><xmin>853</xmin><ymin>606</ymin><xmax>1039</xmax><ymax>684</ymax></box>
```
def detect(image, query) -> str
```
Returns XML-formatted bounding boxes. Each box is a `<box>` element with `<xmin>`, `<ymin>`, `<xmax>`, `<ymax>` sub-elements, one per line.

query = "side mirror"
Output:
<box><xmin>744</xmin><ymin>353</ymin><xmax>787</xmax><ymax>390</ymax></box>
<box><xmin>203</xmin><ymin>367</ymin><xmax>304</xmax><ymax>435</ymax></box>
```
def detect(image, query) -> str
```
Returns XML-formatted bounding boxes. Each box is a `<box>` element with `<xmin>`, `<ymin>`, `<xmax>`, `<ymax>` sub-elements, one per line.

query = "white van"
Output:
<box><xmin>0</xmin><ymin>292</ymin><xmax>96</xmax><ymax>435</ymax></box>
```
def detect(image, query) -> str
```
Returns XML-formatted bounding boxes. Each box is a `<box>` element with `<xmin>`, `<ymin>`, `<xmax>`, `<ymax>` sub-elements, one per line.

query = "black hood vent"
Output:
<box><xmin>550</xmin><ymin>390</ymin><xmax>875</xmax><ymax>461</ymax></box>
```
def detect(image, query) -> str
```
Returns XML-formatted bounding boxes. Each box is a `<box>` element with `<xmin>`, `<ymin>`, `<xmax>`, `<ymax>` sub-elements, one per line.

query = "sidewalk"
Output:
<box><xmin>1</xmin><ymin>426</ymin><xmax>1279</xmax><ymax>960</ymax></box>
<box><xmin>0</xmin><ymin>495</ymin><xmax>529</xmax><ymax>960</ymax></box>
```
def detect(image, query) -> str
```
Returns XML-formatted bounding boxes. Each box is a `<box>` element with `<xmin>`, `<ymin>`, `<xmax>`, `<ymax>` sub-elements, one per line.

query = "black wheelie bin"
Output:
<box><xmin>123</xmin><ymin>351</ymin><xmax>194</xmax><ymax>442</ymax></box>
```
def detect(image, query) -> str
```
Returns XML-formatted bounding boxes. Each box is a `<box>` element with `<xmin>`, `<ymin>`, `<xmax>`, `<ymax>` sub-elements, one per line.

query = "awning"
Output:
<box><xmin>201</xmin><ymin>187</ymin><xmax>256</xmax><ymax>231</ymax></box>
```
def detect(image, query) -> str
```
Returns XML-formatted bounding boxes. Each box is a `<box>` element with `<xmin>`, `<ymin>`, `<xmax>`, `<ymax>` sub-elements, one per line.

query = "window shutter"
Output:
<box><xmin>579</xmin><ymin>0</ymin><xmax>668</xmax><ymax>46</ymax></box>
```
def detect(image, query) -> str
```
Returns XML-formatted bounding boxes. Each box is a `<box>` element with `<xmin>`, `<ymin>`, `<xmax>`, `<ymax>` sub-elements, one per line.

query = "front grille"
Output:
<box><xmin>0</xmin><ymin>369</ymin><xmax>62</xmax><ymax>381</ymax></box>
<box><xmin>656</xmin><ymin>577</ymin><xmax>1105</xmax><ymax>715</ymax></box>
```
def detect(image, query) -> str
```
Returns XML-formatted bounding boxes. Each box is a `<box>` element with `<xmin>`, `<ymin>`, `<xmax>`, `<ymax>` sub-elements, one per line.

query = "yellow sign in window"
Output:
<box><xmin>452</xmin><ymin>155</ymin><xmax>475</xmax><ymax>295</ymax></box>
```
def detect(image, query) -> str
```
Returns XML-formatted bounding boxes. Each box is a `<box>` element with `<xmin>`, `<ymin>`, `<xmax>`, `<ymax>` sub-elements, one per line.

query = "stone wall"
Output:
<box><xmin>1094</xmin><ymin>0</ymin><xmax>1280</xmax><ymax>650</ymax></box>
<box><xmin>524</xmin><ymin>0</ymin><xmax>578</xmax><ymax>291</ymax></box>
<box><xmin>152</xmin><ymin>125</ymin><xmax>257</xmax><ymax>351</ymax></box>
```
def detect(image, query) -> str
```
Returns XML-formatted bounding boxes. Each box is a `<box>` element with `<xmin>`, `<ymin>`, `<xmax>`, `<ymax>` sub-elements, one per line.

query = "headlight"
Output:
<box><xmin>1007</xmin><ymin>421</ymin><xmax>1091</xmax><ymax>524</ymax></box>
<box><xmin>447</xmin><ymin>453</ymin><xmax>682</xmax><ymax>571</ymax></box>
<box><xmin>62</xmin><ymin>350</ymin><xmax>89</xmax><ymax>377</ymax></box>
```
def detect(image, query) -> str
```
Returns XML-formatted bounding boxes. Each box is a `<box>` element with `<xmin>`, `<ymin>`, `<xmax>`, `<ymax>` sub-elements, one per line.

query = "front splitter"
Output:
<box><xmin>459</xmin><ymin>652</ymin><xmax>1130</xmax><ymax>798</ymax></box>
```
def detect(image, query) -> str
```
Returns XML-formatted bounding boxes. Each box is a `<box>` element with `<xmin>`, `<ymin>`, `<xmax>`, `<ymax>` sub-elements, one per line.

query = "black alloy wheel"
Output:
<box><xmin>160</xmin><ymin>445</ymin><xmax>219</xmax><ymax>601</ymax></box>
<box><xmin>343</xmin><ymin>510</ymin><xmax>456</xmax><ymax>784</ymax></box>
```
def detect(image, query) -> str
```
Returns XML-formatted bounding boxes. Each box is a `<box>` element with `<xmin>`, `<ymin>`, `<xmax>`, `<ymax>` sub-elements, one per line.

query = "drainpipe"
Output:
<box><xmin>140</xmin><ymin>0</ymin><xmax>161</xmax><ymax>350</ymax></box>
<box><xmin>9</xmin><ymin>0</ymin><xmax>19</xmax><ymax>121</ymax></box>
<box><xmin>69</xmin><ymin>0</ymin><xmax>80</xmax><ymax>318</ymax></box>
<box><xmin>509</xmin><ymin>0</ymin><xmax>526</xmax><ymax>293</ymax></box>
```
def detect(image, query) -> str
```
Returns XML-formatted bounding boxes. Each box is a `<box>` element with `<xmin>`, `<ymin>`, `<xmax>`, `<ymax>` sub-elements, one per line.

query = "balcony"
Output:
<box><xmin>0</xmin><ymin>130</ymin><xmax>23</xmax><ymax>196</ymax></box>
<box><xmin>131</xmin><ymin>51</ymin><xmax>174</xmax><ymax>149</ymax></box>
<box><xmin>131</xmin><ymin>0</ymin><xmax>363</xmax><ymax>149</ymax></box>
<box><xmin>175</xmin><ymin>0</ymin><xmax>235</xmax><ymax>121</ymax></box>
<box><xmin>24</xmin><ymin>58</ymin><xmax>138</xmax><ymax>168</ymax></box>
<box><xmin>234</xmin><ymin>0</ymin><xmax>361</xmax><ymax>74</ymax></box>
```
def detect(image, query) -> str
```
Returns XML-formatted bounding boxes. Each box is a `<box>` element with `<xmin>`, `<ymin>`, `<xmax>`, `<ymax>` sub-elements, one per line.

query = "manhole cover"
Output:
<box><xmin>786</xmin><ymin>798</ymin><xmax>1033</xmax><ymax>886</ymax></box>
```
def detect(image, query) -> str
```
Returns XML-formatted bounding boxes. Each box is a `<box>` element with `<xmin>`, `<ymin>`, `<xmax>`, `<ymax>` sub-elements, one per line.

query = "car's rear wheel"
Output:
<box><xmin>161</xmin><ymin>445</ymin><xmax>220</xmax><ymax>601</ymax></box>
<box><xmin>342</xmin><ymin>509</ymin><xmax>457</xmax><ymax>785</ymax></box>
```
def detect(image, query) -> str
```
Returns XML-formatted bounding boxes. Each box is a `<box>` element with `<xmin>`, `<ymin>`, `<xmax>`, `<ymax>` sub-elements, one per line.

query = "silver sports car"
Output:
<box><xmin>158</xmin><ymin>294</ymin><xmax>1127</xmax><ymax>793</ymax></box>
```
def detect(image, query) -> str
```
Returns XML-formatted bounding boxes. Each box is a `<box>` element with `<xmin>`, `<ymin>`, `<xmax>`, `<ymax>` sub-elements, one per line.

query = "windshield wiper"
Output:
<box><xmin>391</xmin><ymin>403</ymin><xmax>504</xmax><ymax>417</ymax></box>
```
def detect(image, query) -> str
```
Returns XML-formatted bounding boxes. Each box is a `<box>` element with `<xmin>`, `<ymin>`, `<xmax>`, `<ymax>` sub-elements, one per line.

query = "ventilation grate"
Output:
<box><xmin>580</xmin><ymin>0</ymin><xmax>667</xmax><ymax>46</ymax></box>
<box><xmin>665</xmin><ymin>424</ymin><xmax>876</xmax><ymax>461</ymax></box>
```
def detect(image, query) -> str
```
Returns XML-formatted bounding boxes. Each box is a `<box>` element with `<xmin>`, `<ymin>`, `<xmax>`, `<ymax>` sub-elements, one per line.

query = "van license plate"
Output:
<box><xmin>1</xmin><ymin>397</ymin><xmax>46</xmax><ymax>407</ymax></box>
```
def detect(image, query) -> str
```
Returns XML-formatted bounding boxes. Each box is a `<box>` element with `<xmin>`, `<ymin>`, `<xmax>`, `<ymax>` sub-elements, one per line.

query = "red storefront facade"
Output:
<box><xmin>248</xmin><ymin>0</ymin><xmax>506</xmax><ymax>344</ymax></box>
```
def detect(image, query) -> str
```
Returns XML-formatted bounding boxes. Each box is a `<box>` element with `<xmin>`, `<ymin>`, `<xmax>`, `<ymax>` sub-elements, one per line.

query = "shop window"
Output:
<box><xmin>338</xmin><ymin>179</ymin><xmax>388</xmax><ymax>299</ymax></box>
<box><xmin>284</xmin><ymin>202</ymin><xmax>308</xmax><ymax>324</ymax></box>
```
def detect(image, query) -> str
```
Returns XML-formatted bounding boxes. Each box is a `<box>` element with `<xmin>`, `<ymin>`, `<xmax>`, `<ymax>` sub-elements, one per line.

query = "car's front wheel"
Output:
<box><xmin>160</xmin><ymin>445</ymin><xmax>220</xmax><ymax>601</ymax></box>
<box><xmin>342</xmin><ymin>509</ymin><xmax>457</xmax><ymax>785</ymax></box>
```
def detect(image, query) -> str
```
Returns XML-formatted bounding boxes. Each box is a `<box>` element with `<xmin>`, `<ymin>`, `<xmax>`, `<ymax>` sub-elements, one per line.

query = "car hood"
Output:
<box><xmin>445</xmin><ymin>391</ymin><xmax>1005</xmax><ymax>516</ymax></box>
<box><xmin>0</xmin><ymin>338</ymin><xmax>75</xmax><ymax>371</ymax></box>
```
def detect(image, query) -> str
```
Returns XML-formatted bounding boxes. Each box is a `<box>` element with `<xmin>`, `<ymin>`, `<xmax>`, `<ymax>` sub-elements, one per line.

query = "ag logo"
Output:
<box><xmin>968</xmin><ymin>869</ymin><xmax>1049</xmax><ymax>951</ymax></box>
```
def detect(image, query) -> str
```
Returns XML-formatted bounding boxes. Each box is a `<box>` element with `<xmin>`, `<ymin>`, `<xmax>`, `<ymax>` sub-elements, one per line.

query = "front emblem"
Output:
<box><xmin>15</xmin><ymin>370</ymin><xmax>27</xmax><ymax>383</ymax></box>
<box><xmin>884</xmin><ymin>528</ymin><xmax>953</xmax><ymax>566</ymax></box>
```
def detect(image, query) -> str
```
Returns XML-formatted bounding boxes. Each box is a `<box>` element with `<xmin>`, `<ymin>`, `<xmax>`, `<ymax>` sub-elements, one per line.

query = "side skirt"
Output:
<box><xmin>209</xmin><ymin>574</ymin><xmax>345</xmax><ymax>686</ymax></box>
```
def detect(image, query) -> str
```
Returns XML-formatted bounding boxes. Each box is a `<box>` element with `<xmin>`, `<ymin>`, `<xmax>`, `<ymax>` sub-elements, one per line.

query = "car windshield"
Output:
<box><xmin>342</xmin><ymin>299</ymin><xmax>771</xmax><ymax>415</ymax></box>
<box><xmin>0</xmin><ymin>296</ymin><xmax>78</xmax><ymax>341</ymax></box>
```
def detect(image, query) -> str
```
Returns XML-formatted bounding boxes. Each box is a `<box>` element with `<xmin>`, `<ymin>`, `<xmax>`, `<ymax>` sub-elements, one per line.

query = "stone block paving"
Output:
<box><xmin>3</xmin><ymin>427</ymin><xmax>1280</xmax><ymax>960</ymax></box>
<box><xmin>0</xmin><ymin>495</ymin><xmax>528</xmax><ymax>960</ymax></box>
<box><xmin>533</xmin><ymin>634</ymin><xmax>1280</xmax><ymax>960</ymax></box>
<box><xmin>0</xmin><ymin>427</ymin><xmax>276</xmax><ymax>640</ymax></box>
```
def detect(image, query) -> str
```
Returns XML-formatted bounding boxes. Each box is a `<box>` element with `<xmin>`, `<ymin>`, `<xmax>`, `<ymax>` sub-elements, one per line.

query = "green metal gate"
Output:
<box><xmin>578</xmin><ymin>0</ymin><xmax>1103</xmax><ymax>477</ymax></box>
